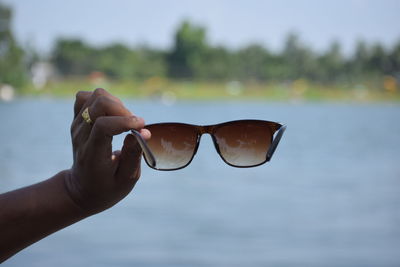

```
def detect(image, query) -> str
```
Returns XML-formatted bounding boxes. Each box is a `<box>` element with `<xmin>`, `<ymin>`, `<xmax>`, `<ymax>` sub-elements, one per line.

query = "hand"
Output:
<box><xmin>65</xmin><ymin>88</ymin><xmax>150</xmax><ymax>215</ymax></box>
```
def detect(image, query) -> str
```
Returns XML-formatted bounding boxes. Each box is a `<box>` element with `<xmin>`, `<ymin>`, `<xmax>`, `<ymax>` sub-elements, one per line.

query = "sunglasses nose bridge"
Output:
<box><xmin>198</xmin><ymin>125</ymin><xmax>214</xmax><ymax>135</ymax></box>
<box><xmin>195</xmin><ymin>125</ymin><xmax>216</xmax><ymax>147</ymax></box>
<box><xmin>196</xmin><ymin>125</ymin><xmax>220</xmax><ymax>155</ymax></box>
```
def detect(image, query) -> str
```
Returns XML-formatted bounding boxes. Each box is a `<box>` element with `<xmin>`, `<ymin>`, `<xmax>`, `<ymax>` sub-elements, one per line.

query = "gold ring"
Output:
<box><xmin>81</xmin><ymin>107</ymin><xmax>92</xmax><ymax>124</ymax></box>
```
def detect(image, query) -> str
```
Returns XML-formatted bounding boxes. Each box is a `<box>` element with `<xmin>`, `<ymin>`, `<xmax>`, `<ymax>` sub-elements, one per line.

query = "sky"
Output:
<box><xmin>2</xmin><ymin>0</ymin><xmax>400</xmax><ymax>55</ymax></box>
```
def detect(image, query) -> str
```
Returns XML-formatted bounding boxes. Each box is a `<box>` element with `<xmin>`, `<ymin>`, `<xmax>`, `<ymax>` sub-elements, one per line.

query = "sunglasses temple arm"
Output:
<box><xmin>266</xmin><ymin>125</ymin><xmax>286</xmax><ymax>161</ymax></box>
<box><xmin>130</xmin><ymin>130</ymin><xmax>157</xmax><ymax>168</ymax></box>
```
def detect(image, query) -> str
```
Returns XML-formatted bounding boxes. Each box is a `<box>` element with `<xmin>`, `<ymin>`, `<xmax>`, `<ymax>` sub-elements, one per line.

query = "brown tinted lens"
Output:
<box><xmin>213</xmin><ymin>121</ymin><xmax>273</xmax><ymax>167</ymax></box>
<box><xmin>144</xmin><ymin>123</ymin><xmax>198</xmax><ymax>170</ymax></box>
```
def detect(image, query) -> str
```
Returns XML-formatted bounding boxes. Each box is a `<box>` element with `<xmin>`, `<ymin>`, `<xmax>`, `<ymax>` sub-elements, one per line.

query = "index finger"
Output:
<box><xmin>74</xmin><ymin>91</ymin><xmax>92</xmax><ymax>118</ymax></box>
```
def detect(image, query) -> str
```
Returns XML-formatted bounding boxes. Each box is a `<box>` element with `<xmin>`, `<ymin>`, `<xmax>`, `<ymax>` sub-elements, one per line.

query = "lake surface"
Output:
<box><xmin>1</xmin><ymin>99</ymin><xmax>399</xmax><ymax>267</ymax></box>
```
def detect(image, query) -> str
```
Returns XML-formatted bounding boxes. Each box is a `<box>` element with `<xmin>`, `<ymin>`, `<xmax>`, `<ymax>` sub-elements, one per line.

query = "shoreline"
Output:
<box><xmin>3</xmin><ymin>79</ymin><xmax>399</xmax><ymax>103</ymax></box>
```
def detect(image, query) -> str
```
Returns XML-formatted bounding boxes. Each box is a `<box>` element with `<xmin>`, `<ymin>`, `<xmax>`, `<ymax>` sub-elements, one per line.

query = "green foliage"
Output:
<box><xmin>390</xmin><ymin>42</ymin><xmax>400</xmax><ymax>74</ymax></box>
<box><xmin>52</xmin><ymin>40</ymin><xmax>166</xmax><ymax>80</ymax></box>
<box><xmin>131</xmin><ymin>47</ymin><xmax>167</xmax><ymax>79</ymax></box>
<box><xmin>52</xmin><ymin>39</ymin><xmax>96</xmax><ymax>76</ymax></box>
<box><xmin>316</xmin><ymin>42</ymin><xmax>344</xmax><ymax>82</ymax></box>
<box><xmin>167</xmin><ymin>20</ymin><xmax>207</xmax><ymax>79</ymax></box>
<box><xmin>48</xmin><ymin>22</ymin><xmax>400</xmax><ymax>84</ymax></box>
<box><xmin>1</xmin><ymin>3</ymin><xmax>400</xmax><ymax>90</ymax></box>
<box><xmin>235</xmin><ymin>44</ymin><xmax>271</xmax><ymax>80</ymax></box>
<box><xmin>0</xmin><ymin>3</ymin><xmax>25</xmax><ymax>87</ymax></box>
<box><xmin>198</xmin><ymin>46</ymin><xmax>234</xmax><ymax>80</ymax></box>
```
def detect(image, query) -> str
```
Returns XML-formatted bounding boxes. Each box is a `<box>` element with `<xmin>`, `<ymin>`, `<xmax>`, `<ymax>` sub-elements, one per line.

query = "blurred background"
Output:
<box><xmin>1</xmin><ymin>0</ymin><xmax>399</xmax><ymax>266</ymax></box>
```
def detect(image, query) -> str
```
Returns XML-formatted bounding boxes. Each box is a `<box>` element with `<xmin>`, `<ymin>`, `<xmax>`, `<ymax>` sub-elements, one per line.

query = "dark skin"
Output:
<box><xmin>0</xmin><ymin>88</ymin><xmax>151</xmax><ymax>262</ymax></box>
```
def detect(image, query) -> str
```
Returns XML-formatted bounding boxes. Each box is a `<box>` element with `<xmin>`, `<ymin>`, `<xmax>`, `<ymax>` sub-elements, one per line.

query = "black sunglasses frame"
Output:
<box><xmin>131</xmin><ymin>119</ymin><xmax>286</xmax><ymax>171</ymax></box>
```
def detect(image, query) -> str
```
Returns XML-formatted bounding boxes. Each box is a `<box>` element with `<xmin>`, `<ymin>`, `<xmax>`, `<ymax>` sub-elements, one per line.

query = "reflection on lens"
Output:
<box><xmin>213</xmin><ymin>121</ymin><xmax>273</xmax><ymax>167</ymax></box>
<box><xmin>144</xmin><ymin>123</ymin><xmax>198</xmax><ymax>170</ymax></box>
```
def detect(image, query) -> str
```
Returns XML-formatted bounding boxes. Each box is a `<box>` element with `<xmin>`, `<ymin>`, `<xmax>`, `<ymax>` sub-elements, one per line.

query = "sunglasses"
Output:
<box><xmin>131</xmin><ymin>119</ymin><xmax>286</xmax><ymax>171</ymax></box>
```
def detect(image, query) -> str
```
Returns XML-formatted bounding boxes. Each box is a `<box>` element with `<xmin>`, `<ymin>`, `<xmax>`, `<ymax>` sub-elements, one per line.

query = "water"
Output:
<box><xmin>1</xmin><ymin>99</ymin><xmax>399</xmax><ymax>267</ymax></box>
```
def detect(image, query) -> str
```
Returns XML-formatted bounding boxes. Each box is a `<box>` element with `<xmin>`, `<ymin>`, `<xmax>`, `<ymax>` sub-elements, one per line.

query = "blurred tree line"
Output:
<box><xmin>50</xmin><ymin>21</ymin><xmax>400</xmax><ymax>85</ymax></box>
<box><xmin>1</xmin><ymin>1</ymin><xmax>400</xmax><ymax>89</ymax></box>
<box><xmin>52</xmin><ymin>21</ymin><xmax>400</xmax><ymax>85</ymax></box>
<box><xmin>51</xmin><ymin>21</ymin><xmax>400</xmax><ymax>83</ymax></box>
<box><xmin>0</xmin><ymin>3</ymin><xmax>25</xmax><ymax>87</ymax></box>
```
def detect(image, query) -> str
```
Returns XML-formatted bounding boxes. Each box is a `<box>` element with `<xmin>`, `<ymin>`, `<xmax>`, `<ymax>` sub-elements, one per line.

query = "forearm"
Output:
<box><xmin>0</xmin><ymin>170</ymin><xmax>88</xmax><ymax>262</ymax></box>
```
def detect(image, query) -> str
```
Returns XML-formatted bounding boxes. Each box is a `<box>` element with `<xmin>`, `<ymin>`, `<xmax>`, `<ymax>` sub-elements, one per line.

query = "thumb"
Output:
<box><xmin>115</xmin><ymin>134</ymin><xmax>143</xmax><ymax>184</ymax></box>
